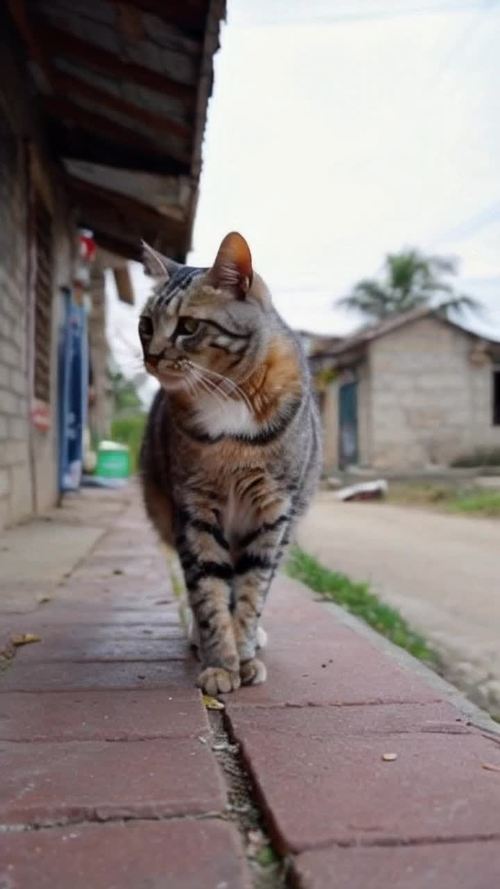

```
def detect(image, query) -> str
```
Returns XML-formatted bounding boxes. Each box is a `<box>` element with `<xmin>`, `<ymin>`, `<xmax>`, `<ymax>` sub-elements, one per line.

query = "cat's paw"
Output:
<box><xmin>197</xmin><ymin>666</ymin><xmax>241</xmax><ymax>695</ymax></box>
<box><xmin>256</xmin><ymin>626</ymin><xmax>268</xmax><ymax>650</ymax></box>
<box><xmin>240</xmin><ymin>657</ymin><xmax>267</xmax><ymax>686</ymax></box>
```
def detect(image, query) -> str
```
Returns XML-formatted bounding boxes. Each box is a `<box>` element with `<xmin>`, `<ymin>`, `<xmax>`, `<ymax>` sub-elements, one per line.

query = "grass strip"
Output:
<box><xmin>388</xmin><ymin>484</ymin><xmax>500</xmax><ymax>517</ymax></box>
<box><xmin>448</xmin><ymin>490</ymin><xmax>500</xmax><ymax>517</ymax></box>
<box><xmin>287</xmin><ymin>546</ymin><xmax>437</xmax><ymax>665</ymax></box>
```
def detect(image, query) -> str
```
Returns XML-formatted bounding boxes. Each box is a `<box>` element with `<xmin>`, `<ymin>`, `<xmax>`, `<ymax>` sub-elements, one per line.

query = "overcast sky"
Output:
<box><xmin>109</xmin><ymin>0</ymin><xmax>500</xmax><ymax>382</ymax></box>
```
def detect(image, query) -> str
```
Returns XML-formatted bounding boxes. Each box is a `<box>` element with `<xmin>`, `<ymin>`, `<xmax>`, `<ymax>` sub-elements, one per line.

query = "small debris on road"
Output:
<box><xmin>335</xmin><ymin>479</ymin><xmax>388</xmax><ymax>502</ymax></box>
<box><xmin>202</xmin><ymin>694</ymin><xmax>225</xmax><ymax>710</ymax></box>
<box><xmin>382</xmin><ymin>752</ymin><xmax>398</xmax><ymax>762</ymax></box>
<box><xmin>12</xmin><ymin>633</ymin><xmax>41</xmax><ymax>647</ymax></box>
<box><xmin>481</xmin><ymin>762</ymin><xmax>500</xmax><ymax>773</ymax></box>
<box><xmin>246</xmin><ymin>828</ymin><xmax>266</xmax><ymax>859</ymax></box>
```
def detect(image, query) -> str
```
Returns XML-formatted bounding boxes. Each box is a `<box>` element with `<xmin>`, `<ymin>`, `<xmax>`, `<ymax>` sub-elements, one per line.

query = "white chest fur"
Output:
<box><xmin>193</xmin><ymin>392</ymin><xmax>259</xmax><ymax>438</ymax></box>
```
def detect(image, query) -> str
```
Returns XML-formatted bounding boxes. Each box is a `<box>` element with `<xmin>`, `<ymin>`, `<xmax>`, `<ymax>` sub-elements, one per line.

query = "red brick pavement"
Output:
<box><xmin>1</xmin><ymin>491</ymin><xmax>500</xmax><ymax>888</ymax></box>
<box><xmin>0</xmin><ymin>497</ymin><xmax>250</xmax><ymax>889</ymax></box>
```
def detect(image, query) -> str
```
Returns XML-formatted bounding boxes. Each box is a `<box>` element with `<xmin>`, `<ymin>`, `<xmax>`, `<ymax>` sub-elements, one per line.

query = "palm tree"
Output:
<box><xmin>340</xmin><ymin>249</ymin><xmax>480</xmax><ymax>322</ymax></box>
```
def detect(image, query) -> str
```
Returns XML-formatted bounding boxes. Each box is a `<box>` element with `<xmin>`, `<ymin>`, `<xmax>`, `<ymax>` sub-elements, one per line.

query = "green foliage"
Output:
<box><xmin>340</xmin><ymin>248</ymin><xmax>480</xmax><ymax>321</ymax></box>
<box><xmin>449</xmin><ymin>491</ymin><xmax>500</xmax><ymax>517</ymax></box>
<box><xmin>255</xmin><ymin>846</ymin><xmax>280</xmax><ymax>867</ymax></box>
<box><xmin>109</xmin><ymin>370</ymin><xmax>142</xmax><ymax>414</ymax></box>
<box><xmin>287</xmin><ymin>547</ymin><xmax>436</xmax><ymax>664</ymax></box>
<box><xmin>314</xmin><ymin>367</ymin><xmax>338</xmax><ymax>391</ymax></box>
<box><xmin>389</xmin><ymin>483</ymin><xmax>500</xmax><ymax>517</ymax></box>
<box><xmin>111</xmin><ymin>415</ymin><xmax>146</xmax><ymax>473</ymax></box>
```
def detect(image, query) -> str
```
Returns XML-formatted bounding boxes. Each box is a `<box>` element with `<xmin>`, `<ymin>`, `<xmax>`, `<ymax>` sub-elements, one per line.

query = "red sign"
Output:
<box><xmin>78</xmin><ymin>232</ymin><xmax>96</xmax><ymax>264</ymax></box>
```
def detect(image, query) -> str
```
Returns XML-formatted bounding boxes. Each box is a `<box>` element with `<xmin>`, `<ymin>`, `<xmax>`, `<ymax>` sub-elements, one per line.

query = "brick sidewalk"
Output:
<box><xmin>1</xmin><ymin>491</ymin><xmax>500</xmax><ymax>888</ymax></box>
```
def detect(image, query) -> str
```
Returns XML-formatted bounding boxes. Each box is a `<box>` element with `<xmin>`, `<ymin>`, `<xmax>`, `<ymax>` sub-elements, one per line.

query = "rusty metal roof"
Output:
<box><xmin>8</xmin><ymin>0</ymin><xmax>225</xmax><ymax>261</ymax></box>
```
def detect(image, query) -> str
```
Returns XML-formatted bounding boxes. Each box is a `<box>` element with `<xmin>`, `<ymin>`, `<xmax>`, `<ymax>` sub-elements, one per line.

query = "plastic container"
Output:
<box><xmin>96</xmin><ymin>440</ymin><xmax>130</xmax><ymax>479</ymax></box>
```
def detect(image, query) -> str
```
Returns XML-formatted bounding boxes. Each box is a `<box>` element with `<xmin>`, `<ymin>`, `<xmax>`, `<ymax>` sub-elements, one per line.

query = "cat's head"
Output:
<box><xmin>139</xmin><ymin>232</ymin><xmax>272</xmax><ymax>391</ymax></box>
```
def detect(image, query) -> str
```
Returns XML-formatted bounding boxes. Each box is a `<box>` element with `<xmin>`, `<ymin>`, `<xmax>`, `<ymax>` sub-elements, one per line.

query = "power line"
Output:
<box><xmin>429</xmin><ymin>202</ymin><xmax>500</xmax><ymax>247</ymax></box>
<box><xmin>230</xmin><ymin>0</ymin><xmax>499</xmax><ymax>29</ymax></box>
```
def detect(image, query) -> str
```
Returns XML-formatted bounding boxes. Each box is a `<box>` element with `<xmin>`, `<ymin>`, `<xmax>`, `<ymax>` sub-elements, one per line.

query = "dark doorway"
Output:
<box><xmin>339</xmin><ymin>379</ymin><xmax>358</xmax><ymax>467</ymax></box>
<box><xmin>493</xmin><ymin>370</ymin><xmax>500</xmax><ymax>426</ymax></box>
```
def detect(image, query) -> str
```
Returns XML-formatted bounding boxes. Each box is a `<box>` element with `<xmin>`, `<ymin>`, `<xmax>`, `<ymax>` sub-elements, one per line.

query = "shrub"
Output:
<box><xmin>111</xmin><ymin>414</ymin><xmax>146</xmax><ymax>473</ymax></box>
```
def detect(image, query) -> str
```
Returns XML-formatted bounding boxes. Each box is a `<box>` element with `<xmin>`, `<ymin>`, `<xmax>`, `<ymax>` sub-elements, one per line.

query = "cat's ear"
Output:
<box><xmin>207</xmin><ymin>232</ymin><xmax>253</xmax><ymax>297</ymax></box>
<box><xmin>141</xmin><ymin>241</ymin><xmax>181</xmax><ymax>283</ymax></box>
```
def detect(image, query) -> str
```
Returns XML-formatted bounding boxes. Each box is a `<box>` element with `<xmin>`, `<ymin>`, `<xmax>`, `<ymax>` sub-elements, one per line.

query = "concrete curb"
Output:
<box><xmin>295</xmin><ymin>578</ymin><xmax>500</xmax><ymax>737</ymax></box>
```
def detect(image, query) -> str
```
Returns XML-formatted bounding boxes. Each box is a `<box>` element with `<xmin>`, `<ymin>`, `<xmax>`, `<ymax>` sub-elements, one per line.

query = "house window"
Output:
<box><xmin>494</xmin><ymin>370</ymin><xmax>500</xmax><ymax>426</ymax></box>
<box><xmin>33</xmin><ymin>195</ymin><xmax>53</xmax><ymax>403</ymax></box>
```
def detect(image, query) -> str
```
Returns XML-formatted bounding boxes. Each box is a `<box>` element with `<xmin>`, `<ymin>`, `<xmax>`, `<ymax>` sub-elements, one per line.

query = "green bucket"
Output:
<box><xmin>96</xmin><ymin>440</ymin><xmax>130</xmax><ymax>479</ymax></box>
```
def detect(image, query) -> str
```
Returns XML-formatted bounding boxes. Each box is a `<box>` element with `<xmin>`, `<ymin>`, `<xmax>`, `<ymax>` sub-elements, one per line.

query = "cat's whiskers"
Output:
<box><xmin>187</xmin><ymin>360</ymin><xmax>253</xmax><ymax>413</ymax></box>
<box><xmin>183</xmin><ymin>372</ymin><xmax>199</xmax><ymax>399</ymax></box>
<box><xmin>187</xmin><ymin>366</ymin><xmax>229</xmax><ymax>412</ymax></box>
<box><xmin>189</xmin><ymin>369</ymin><xmax>244</xmax><ymax>416</ymax></box>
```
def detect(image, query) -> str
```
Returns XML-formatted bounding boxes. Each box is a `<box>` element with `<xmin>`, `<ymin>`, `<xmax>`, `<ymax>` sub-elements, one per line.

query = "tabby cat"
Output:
<box><xmin>139</xmin><ymin>232</ymin><xmax>321</xmax><ymax>694</ymax></box>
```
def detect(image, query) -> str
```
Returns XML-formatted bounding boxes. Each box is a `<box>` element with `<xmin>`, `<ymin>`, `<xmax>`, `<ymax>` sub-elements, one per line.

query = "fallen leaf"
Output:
<box><xmin>382</xmin><ymin>753</ymin><xmax>398</xmax><ymax>762</ymax></box>
<box><xmin>202</xmin><ymin>694</ymin><xmax>225</xmax><ymax>711</ymax></box>
<box><xmin>481</xmin><ymin>762</ymin><xmax>500</xmax><ymax>773</ymax></box>
<box><xmin>38</xmin><ymin>596</ymin><xmax>51</xmax><ymax>605</ymax></box>
<box><xmin>12</xmin><ymin>633</ymin><xmax>41</xmax><ymax>647</ymax></box>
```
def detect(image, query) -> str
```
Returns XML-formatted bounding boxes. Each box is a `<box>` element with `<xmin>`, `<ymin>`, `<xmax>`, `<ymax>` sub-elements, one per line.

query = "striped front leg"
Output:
<box><xmin>176</xmin><ymin>506</ymin><xmax>240</xmax><ymax>694</ymax></box>
<box><xmin>232</xmin><ymin>505</ymin><xmax>291</xmax><ymax>686</ymax></box>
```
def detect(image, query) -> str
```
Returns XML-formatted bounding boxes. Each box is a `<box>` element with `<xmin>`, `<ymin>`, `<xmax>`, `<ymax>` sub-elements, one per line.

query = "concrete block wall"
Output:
<box><xmin>0</xmin><ymin>110</ymin><xmax>32</xmax><ymax>530</ymax></box>
<box><xmin>0</xmin><ymin>29</ymin><xmax>76</xmax><ymax>531</ymax></box>
<box><xmin>368</xmin><ymin>317</ymin><xmax>500</xmax><ymax>469</ymax></box>
<box><xmin>469</xmin><ymin>358</ymin><xmax>500</xmax><ymax>453</ymax></box>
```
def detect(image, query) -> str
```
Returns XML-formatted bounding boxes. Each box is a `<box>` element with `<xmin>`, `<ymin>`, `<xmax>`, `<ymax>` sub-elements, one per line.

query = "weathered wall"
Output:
<box><xmin>88</xmin><ymin>258</ymin><xmax>112</xmax><ymax>443</ymax></box>
<box><xmin>0</xmin><ymin>24</ymin><xmax>75</xmax><ymax>530</ymax></box>
<box><xmin>367</xmin><ymin>317</ymin><xmax>500</xmax><ymax>469</ymax></box>
<box><xmin>322</xmin><ymin>362</ymin><xmax>371</xmax><ymax>472</ymax></box>
<box><xmin>356</xmin><ymin>361</ymin><xmax>371</xmax><ymax>466</ymax></box>
<box><xmin>321</xmin><ymin>380</ymin><xmax>339</xmax><ymax>473</ymax></box>
<box><xmin>0</xmin><ymin>109</ymin><xmax>30</xmax><ymax>529</ymax></box>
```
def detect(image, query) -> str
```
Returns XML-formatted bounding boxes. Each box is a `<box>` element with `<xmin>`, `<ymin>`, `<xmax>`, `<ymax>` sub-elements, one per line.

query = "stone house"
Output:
<box><xmin>307</xmin><ymin>308</ymin><xmax>500</xmax><ymax>472</ymax></box>
<box><xmin>0</xmin><ymin>0</ymin><xmax>225</xmax><ymax>530</ymax></box>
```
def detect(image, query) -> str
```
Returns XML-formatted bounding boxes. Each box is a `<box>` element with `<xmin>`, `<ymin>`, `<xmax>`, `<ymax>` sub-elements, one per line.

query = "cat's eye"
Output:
<box><xmin>175</xmin><ymin>317</ymin><xmax>200</xmax><ymax>337</ymax></box>
<box><xmin>139</xmin><ymin>316</ymin><xmax>153</xmax><ymax>338</ymax></box>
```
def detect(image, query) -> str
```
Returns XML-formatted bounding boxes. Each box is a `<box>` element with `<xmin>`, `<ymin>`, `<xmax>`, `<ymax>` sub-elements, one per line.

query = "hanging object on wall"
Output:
<box><xmin>73</xmin><ymin>229</ymin><xmax>96</xmax><ymax>306</ymax></box>
<box><xmin>30</xmin><ymin>399</ymin><xmax>51</xmax><ymax>432</ymax></box>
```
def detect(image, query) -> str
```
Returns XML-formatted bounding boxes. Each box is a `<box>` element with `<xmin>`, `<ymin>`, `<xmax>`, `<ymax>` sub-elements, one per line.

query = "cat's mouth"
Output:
<box><xmin>145</xmin><ymin>357</ymin><xmax>190</xmax><ymax>389</ymax></box>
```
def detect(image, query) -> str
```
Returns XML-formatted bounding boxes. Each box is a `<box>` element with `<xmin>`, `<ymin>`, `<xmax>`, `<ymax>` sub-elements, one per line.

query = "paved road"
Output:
<box><xmin>298</xmin><ymin>493</ymin><xmax>500</xmax><ymax>717</ymax></box>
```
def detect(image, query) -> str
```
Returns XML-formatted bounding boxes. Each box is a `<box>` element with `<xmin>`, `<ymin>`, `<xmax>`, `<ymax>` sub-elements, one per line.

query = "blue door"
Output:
<box><xmin>58</xmin><ymin>289</ymin><xmax>88</xmax><ymax>492</ymax></box>
<box><xmin>339</xmin><ymin>380</ymin><xmax>358</xmax><ymax>467</ymax></box>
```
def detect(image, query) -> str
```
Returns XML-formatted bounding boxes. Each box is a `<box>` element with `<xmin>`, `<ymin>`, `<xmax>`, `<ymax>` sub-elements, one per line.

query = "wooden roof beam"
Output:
<box><xmin>39</xmin><ymin>24</ymin><xmax>196</xmax><ymax>104</ymax></box>
<box><xmin>90</xmin><ymin>229</ymin><xmax>183</xmax><ymax>263</ymax></box>
<box><xmin>113</xmin><ymin>0</ymin><xmax>209</xmax><ymax>37</ymax></box>
<box><xmin>90</xmin><ymin>230</ymin><xmax>143</xmax><ymax>262</ymax></box>
<box><xmin>65</xmin><ymin>174</ymin><xmax>185</xmax><ymax>237</ymax></box>
<box><xmin>48</xmin><ymin>121</ymin><xmax>190</xmax><ymax>175</ymax></box>
<box><xmin>6</xmin><ymin>0</ymin><xmax>53</xmax><ymax>89</ymax></box>
<box><xmin>49</xmin><ymin>70</ymin><xmax>191</xmax><ymax>142</ymax></box>
<box><xmin>44</xmin><ymin>95</ymin><xmax>187</xmax><ymax>165</ymax></box>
